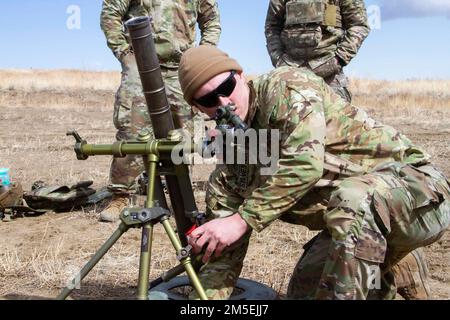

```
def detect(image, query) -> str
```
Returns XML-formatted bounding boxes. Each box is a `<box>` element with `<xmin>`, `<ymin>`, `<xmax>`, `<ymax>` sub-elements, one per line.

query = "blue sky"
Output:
<box><xmin>0</xmin><ymin>0</ymin><xmax>449</xmax><ymax>79</ymax></box>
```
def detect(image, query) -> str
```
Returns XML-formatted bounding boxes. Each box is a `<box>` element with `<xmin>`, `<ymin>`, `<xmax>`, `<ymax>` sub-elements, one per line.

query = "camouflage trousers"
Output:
<box><xmin>197</xmin><ymin>163</ymin><xmax>450</xmax><ymax>300</ymax></box>
<box><xmin>109</xmin><ymin>57</ymin><xmax>192</xmax><ymax>193</ymax></box>
<box><xmin>290</xmin><ymin>163</ymin><xmax>449</xmax><ymax>299</ymax></box>
<box><xmin>188</xmin><ymin>232</ymin><xmax>252</xmax><ymax>300</ymax></box>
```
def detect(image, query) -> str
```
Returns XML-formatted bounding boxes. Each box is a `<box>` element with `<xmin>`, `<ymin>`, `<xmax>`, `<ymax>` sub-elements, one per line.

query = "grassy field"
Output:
<box><xmin>0</xmin><ymin>69</ymin><xmax>449</xmax><ymax>300</ymax></box>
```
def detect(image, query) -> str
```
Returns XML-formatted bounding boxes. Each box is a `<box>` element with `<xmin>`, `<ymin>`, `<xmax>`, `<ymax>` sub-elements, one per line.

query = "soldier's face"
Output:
<box><xmin>193</xmin><ymin>71</ymin><xmax>250</xmax><ymax>121</ymax></box>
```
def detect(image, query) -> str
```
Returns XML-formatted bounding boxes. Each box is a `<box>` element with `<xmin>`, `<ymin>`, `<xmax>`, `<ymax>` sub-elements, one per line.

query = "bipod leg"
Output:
<box><xmin>57</xmin><ymin>222</ymin><xmax>130</xmax><ymax>300</ymax></box>
<box><xmin>149</xmin><ymin>255</ymin><xmax>203</xmax><ymax>289</ymax></box>
<box><xmin>160</xmin><ymin>218</ymin><xmax>208</xmax><ymax>300</ymax></box>
<box><xmin>136</xmin><ymin>222</ymin><xmax>154</xmax><ymax>300</ymax></box>
<box><xmin>136</xmin><ymin>153</ymin><xmax>159</xmax><ymax>300</ymax></box>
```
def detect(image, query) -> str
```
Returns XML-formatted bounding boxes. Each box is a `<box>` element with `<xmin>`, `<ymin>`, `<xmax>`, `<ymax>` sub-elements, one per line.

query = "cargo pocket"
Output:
<box><xmin>355</xmin><ymin>227</ymin><xmax>387</xmax><ymax>264</ymax></box>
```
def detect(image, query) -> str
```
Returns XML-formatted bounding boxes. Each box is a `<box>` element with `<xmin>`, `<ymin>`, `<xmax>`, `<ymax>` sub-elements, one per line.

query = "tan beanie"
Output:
<box><xmin>179</xmin><ymin>45</ymin><xmax>243</xmax><ymax>105</ymax></box>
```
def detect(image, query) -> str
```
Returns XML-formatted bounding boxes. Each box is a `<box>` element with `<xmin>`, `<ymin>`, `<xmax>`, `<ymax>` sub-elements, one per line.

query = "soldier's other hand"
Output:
<box><xmin>187</xmin><ymin>213</ymin><xmax>249</xmax><ymax>263</ymax></box>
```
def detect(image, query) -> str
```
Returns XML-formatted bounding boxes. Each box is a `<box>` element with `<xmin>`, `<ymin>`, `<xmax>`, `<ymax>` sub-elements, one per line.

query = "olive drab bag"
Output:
<box><xmin>23</xmin><ymin>180</ymin><xmax>96</xmax><ymax>212</ymax></box>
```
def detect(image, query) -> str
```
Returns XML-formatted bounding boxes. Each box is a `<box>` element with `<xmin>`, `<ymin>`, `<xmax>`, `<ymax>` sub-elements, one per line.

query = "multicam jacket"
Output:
<box><xmin>207</xmin><ymin>67</ymin><xmax>430</xmax><ymax>232</ymax></box>
<box><xmin>100</xmin><ymin>0</ymin><xmax>221</xmax><ymax>68</ymax></box>
<box><xmin>265</xmin><ymin>0</ymin><xmax>370</xmax><ymax>70</ymax></box>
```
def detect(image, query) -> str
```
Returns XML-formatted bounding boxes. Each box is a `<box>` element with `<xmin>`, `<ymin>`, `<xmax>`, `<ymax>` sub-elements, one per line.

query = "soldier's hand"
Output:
<box><xmin>187</xmin><ymin>213</ymin><xmax>249</xmax><ymax>263</ymax></box>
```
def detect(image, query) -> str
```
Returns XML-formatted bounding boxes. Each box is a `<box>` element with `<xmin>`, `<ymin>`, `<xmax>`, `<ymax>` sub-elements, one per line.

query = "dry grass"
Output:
<box><xmin>0</xmin><ymin>69</ymin><xmax>120</xmax><ymax>91</ymax></box>
<box><xmin>0</xmin><ymin>69</ymin><xmax>449</xmax><ymax>300</ymax></box>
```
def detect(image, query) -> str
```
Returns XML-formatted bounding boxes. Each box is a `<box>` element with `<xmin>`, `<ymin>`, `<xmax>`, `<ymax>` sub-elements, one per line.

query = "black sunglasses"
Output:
<box><xmin>193</xmin><ymin>70</ymin><xmax>237</xmax><ymax>108</ymax></box>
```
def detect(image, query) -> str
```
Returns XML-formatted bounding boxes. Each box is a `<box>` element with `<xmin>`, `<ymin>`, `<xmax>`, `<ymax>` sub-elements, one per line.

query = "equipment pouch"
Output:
<box><xmin>281</xmin><ymin>25</ymin><xmax>323</xmax><ymax>50</ymax></box>
<box><xmin>285</xmin><ymin>0</ymin><xmax>325</xmax><ymax>26</ymax></box>
<box><xmin>282</xmin><ymin>0</ymin><xmax>324</xmax><ymax>50</ymax></box>
<box><xmin>24</xmin><ymin>180</ymin><xmax>96</xmax><ymax>212</ymax></box>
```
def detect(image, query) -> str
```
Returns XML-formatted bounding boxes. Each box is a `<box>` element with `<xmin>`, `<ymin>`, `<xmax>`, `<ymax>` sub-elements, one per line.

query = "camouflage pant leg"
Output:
<box><xmin>287</xmin><ymin>229</ymin><xmax>393</xmax><ymax>300</ymax></box>
<box><xmin>109</xmin><ymin>58</ymin><xmax>150</xmax><ymax>193</ymax></box>
<box><xmin>188</xmin><ymin>166</ymin><xmax>249</xmax><ymax>300</ymax></box>
<box><xmin>109</xmin><ymin>65</ymin><xmax>193</xmax><ymax>193</ymax></box>
<box><xmin>287</xmin><ymin>231</ymin><xmax>429</xmax><ymax>300</ymax></box>
<box><xmin>314</xmin><ymin>164</ymin><xmax>450</xmax><ymax>299</ymax></box>
<box><xmin>189</xmin><ymin>232</ymin><xmax>251</xmax><ymax>300</ymax></box>
<box><xmin>286</xmin><ymin>231</ymin><xmax>329</xmax><ymax>299</ymax></box>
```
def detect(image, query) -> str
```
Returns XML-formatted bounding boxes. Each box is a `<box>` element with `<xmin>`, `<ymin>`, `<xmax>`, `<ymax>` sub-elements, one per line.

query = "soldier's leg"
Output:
<box><xmin>109</xmin><ymin>58</ymin><xmax>150</xmax><ymax>195</ymax></box>
<box><xmin>104</xmin><ymin>65</ymin><xmax>195</xmax><ymax>223</ymax></box>
<box><xmin>315</xmin><ymin>177</ymin><xmax>386</xmax><ymax>299</ymax></box>
<box><xmin>189</xmin><ymin>231</ymin><xmax>251</xmax><ymax>300</ymax></box>
<box><xmin>289</xmin><ymin>232</ymin><xmax>430</xmax><ymax>300</ymax></box>
<box><xmin>109</xmin><ymin>66</ymin><xmax>193</xmax><ymax>194</ymax></box>
<box><xmin>286</xmin><ymin>231</ymin><xmax>329</xmax><ymax>299</ymax></box>
<box><xmin>188</xmin><ymin>167</ymin><xmax>248</xmax><ymax>300</ymax></box>
<box><xmin>316</xmin><ymin>165</ymin><xmax>450</xmax><ymax>299</ymax></box>
<box><xmin>100</xmin><ymin>57</ymin><xmax>151</xmax><ymax>222</ymax></box>
<box><xmin>284</xmin><ymin>186</ymin><xmax>383</xmax><ymax>299</ymax></box>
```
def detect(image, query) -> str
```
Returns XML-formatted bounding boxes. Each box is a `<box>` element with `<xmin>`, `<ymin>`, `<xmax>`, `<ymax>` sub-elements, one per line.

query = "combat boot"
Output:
<box><xmin>393</xmin><ymin>248</ymin><xmax>431</xmax><ymax>300</ymax></box>
<box><xmin>99</xmin><ymin>195</ymin><xmax>130</xmax><ymax>223</ymax></box>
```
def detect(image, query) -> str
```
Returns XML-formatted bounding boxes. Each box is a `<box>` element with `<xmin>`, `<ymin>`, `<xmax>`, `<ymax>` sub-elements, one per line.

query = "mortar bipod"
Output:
<box><xmin>56</xmin><ymin>152</ymin><xmax>207</xmax><ymax>300</ymax></box>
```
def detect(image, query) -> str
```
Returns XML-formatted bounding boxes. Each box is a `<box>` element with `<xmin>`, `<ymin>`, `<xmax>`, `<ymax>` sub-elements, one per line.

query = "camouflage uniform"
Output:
<box><xmin>101</xmin><ymin>0</ymin><xmax>221</xmax><ymax>192</ymax></box>
<box><xmin>194</xmin><ymin>67</ymin><xmax>450</xmax><ymax>299</ymax></box>
<box><xmin>265</xmin><ymin>0</ymin><xmax>370</xmax><ymax>102</ymax></box>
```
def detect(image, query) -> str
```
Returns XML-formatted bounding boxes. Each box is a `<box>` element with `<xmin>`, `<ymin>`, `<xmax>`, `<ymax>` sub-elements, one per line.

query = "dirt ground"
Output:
<box><xmin>0</xmin><ymin>74</ymin><xmax>449</xmax><ymax>300</ymax></box>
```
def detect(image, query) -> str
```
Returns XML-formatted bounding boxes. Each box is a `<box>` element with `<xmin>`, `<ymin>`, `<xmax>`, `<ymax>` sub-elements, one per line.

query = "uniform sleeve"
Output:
<box><xmin>238</xmin><ymin>84</ymin><xmax>328</xmax><ymax>232</ymax></box>
<box><xmin>264</xmin><ymin>0</ymin><xmax>288</xmax><ymax>67</ymax></box>
<box><xmin>197</xmin><ymin>0</ymin><xmax>221</xmax><ymax>46</ymax></box>
<box><xmin>100</xmin><ymin>0</ymin><xmax>132</xmax><ymax>60</ymax></box>
<box><xmin>336</xmin><ymin>0</ymin><xmax>370</xmax><ymax>65</ymax></box>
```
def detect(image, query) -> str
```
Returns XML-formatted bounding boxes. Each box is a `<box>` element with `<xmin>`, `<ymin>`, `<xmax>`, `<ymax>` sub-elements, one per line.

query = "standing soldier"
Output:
<box><xmin>265</xmin><ymin>0</ymin><xmax>369</xmax><ymax>102</ymax></box>
<box><xmin>265</xmin><ymin>0</ymin><xmax>431</xmax><ymax>299</ymax></box>
<box><xmin>99</xmin><ymin>0</ymin><xmax>221</xmax><ymax>222</ymax></box>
